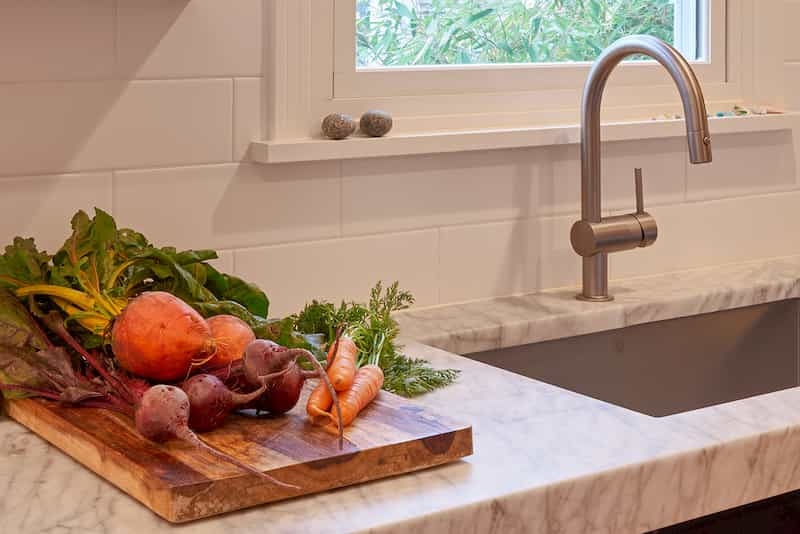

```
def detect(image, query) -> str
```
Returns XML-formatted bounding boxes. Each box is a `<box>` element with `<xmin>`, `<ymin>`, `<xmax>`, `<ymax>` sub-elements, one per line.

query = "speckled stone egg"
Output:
<box><xmin>322</xmin><ymin>113</ymin><xmax>357</xmax><ymax>140</ymax></box>
<box><xmin>359</xmin><ymin>110</ymin><xmax>393</xmax><ymax>137</ymax></box>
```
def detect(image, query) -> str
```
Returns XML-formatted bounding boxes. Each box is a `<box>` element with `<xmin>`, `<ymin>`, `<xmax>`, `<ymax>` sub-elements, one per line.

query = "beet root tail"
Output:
<box><xmin>175</xmin><ymin>426</ymin><xmax>299</xmax><ymax>490</ymax></box>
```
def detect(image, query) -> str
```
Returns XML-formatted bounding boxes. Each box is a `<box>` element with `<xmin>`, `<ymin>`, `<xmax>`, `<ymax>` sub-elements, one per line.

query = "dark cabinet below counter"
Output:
<box><xmin>651</xmin><ymin>490</ymin><xmax>800</xmax><ymax>533</ymax></box>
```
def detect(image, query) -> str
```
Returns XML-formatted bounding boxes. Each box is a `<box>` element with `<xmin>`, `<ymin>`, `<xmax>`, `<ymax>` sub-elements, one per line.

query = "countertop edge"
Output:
<box><xmin>396</xmin><ymin>256</ymin><xmax>800</xmax><ymax>355</ymax></box>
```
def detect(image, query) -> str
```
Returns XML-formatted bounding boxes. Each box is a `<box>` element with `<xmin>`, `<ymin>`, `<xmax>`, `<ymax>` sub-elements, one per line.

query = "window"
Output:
<box><xmin>333</xmin><ymin>0</ymin><xmax>723</xmax><ymax>100</ymax></box>
<box><xmin>259</xmin><ymin>1</ymin><xmax>784</xmax><ymax>160</ymax></box>
<box><xmin>356</xmin><ymin>0</ymin><xmax>690</xmax><ymax>68</ymax></box>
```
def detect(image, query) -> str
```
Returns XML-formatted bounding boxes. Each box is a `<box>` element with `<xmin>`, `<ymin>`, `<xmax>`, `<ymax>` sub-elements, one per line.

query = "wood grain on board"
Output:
<box><xmin>5</xmin><ymin>385</ymin><xmax>473</xmax><ymax>523</ymax></box>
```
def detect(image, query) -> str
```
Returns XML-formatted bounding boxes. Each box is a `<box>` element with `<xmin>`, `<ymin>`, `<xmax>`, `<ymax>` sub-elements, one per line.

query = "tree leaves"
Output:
<box><xmin>357</xmin><ymin>0</ymin><xmax>676</xmax><ymax>67</ymax></box>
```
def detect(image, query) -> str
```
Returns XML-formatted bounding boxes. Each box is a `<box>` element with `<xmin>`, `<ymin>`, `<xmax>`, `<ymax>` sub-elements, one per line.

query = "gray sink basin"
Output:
<box><xmin>466</xmin><ymin>300</ymin><xmax>800</xmax><ymax>417</ymax></box>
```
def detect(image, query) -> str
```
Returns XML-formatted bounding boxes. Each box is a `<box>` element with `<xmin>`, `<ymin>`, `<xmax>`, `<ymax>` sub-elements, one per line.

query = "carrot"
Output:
<box><xmin>305</xmin><ymin>336</ymin><xmax>340</xmax><ymax>421</ymax></box>
<box><xmin>327</xmin><ymin>336</ymin><xmax>358</xmax><ymax>391</ymax></box>
<box><xmin>306</xmin><ymin>381</ymin><xmax>333</xmax><ymax>423</ymax></box>
<box><xmin>321</xmin><ymin>364</ymin><xmax>384</xmax><ymax>433</ymax></box>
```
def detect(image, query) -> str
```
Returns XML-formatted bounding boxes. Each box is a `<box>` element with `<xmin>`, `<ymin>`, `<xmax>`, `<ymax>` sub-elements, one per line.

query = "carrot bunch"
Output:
<box><xmin>307</xmin><ymin>333</ymin><xmax>383</xmax><ymax>434</ymax></box>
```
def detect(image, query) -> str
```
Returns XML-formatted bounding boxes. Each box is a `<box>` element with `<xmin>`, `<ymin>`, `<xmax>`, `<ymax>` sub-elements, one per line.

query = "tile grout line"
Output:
<box><xmin>112</xmin><ymin>0</ymin><xmax>119</xmax><ymax>79</ymax></box>
<box><xmin>110</xmin><ymin>170</ymin><xmax>117</xmax><ymax>217</ymax></box>
<box><xmin>435</xmin><ymin>227</ymin><xmax>442</xmax><ymax>305</ymax></box>
<box><xmin>0</xmin><ymin>76</ymin><xmax>264</xmax><ymax>87</ymax></box>
<box><xmin>195</xmin><ymin>188</ymin><xmax>800</xmax><ymax>256</ymax></box>
<box><xmin>0</xmin><ymin>161</ymin><xmax>236</xmax><ymax>180</ymax></box>
<box><xmin>231</xmin><ymin>78</ymin><xmax>237</xmax><ymax>162</ymax></box>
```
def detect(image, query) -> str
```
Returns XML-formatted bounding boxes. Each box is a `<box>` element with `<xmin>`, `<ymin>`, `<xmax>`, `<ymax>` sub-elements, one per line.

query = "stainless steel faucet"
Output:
<box><xmin>570</xmin><ymin>35</ymin><xmax>713</xmax><ymax>302</ymax></box>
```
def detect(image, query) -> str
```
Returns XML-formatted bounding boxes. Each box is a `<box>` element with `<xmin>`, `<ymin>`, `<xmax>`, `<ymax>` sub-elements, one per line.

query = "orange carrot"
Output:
<box><xmin>327</xmin><ymin>336</ymin><xmax>358</xmax><ymax>391</ymax></box>
<box><xmin>306</xmin><ymin>381</ymin><xmax>333</xmax><ymax>423</ymax></box>
<box><xmin>305</xmin><ymin>337</ymin><xmax>340</xmax><ymax>421</ymax></box>
<box><xmin>322</xmin><ymin>364</ymin><xmax>384</xmax><ymax>433</ymax></box>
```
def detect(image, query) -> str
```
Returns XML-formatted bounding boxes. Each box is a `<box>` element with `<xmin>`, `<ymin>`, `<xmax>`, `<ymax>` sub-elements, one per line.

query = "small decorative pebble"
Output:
<box><xmin>322</xmin><ymin>113</ymin><xmax>357</xmax><ymax>140</ymax></box>
<box><xmin>359</xmin><ymin>110</ymin><xmax>393</xmax><ymax>137</ymax></box>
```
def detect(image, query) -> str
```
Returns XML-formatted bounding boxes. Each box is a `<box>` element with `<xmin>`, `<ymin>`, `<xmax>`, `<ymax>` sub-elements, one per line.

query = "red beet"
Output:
<box><xmin>134</xmin><ymin>384</ymin><xmax>297</xmax><ymax>489</ymax></box>
<box><xmin>243</xmin><ymin>340</ymin><xmax>343</xmax><ymax>446</ymax></box>
<box><xmin>135</xmin><ymin>384</ymin><xmax>192</xmax><ymax>443</ymax></box>
<box><xmin>181</xmin><ymin>374</ymin><xmax>265</xmax><ymax>432</ymax></box>
<box><xmin>254</xmin><ymin>364</ymin><xmax>305</xmax><ymax>415</ymax></box>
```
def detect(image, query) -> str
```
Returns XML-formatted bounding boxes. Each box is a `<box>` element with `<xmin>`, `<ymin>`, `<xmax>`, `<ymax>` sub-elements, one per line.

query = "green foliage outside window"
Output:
<box><xmin>357</xmin><ymin>0</ymin><xmax>676</xmax><ymax>67</ymax></box>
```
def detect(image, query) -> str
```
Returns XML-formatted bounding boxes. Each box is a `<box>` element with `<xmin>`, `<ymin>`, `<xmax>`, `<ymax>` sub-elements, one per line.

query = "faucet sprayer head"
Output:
<box><xmin>688</xmin><ymin>130</ymin><xmax>712</xmax><ymax>164</ymax></box>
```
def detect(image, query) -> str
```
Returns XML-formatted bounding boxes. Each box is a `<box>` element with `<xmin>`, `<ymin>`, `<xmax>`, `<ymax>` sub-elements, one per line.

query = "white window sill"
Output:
<box><xmin>249</xmin><ymin>112</ymin><xmax>798</xmax><ymax>164</ymax></box>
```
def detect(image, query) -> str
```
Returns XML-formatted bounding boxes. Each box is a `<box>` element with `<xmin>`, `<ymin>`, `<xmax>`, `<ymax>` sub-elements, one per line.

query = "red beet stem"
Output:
<box><xmin>175</xmin><ymin>426</ymin><xmax>299</xmax><ymax>490</ymax></box>
<box><xmin>43</xmin><ymin>313</ymin><xmax>136</xmax><ymax>405</ymax></box>
<box><xmin>229</xmin><ymin>383</ymin><xmax>266</xmax><ymax>406</ymax></box>
<box><xmin>286</xmin><ymin>348</ymin><xmax>344</xmax><ymax>449</ymax></box>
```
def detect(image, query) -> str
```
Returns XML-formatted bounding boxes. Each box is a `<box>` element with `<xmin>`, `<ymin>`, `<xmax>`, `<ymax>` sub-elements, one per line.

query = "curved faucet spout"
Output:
<box><xmin>582</xmin><ymin>35</ymin><xmax>712</xmax><ymax>199</ymax></box>
<box><xmin>577</xmin><ymin>35</ymin><xmax>713</xmax><ymax>301</ymax></box>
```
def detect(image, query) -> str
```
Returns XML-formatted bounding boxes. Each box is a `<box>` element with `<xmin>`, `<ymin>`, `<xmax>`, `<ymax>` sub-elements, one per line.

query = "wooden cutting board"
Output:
<box><xmin>3</xmin><ymin>385</ymin><xmax>472</xmax><ymax>523</ymax></box>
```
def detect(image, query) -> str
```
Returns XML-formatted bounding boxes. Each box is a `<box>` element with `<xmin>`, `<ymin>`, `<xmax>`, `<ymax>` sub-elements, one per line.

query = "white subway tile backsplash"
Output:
<box><xmin>234</xmin><ymin>78</ymin><xmax>262</xmax><ymax>161</ymax></box>
<box><xmin>209</xmin><ymin>250</ymin><xmax>235</xmax><ymax>274</ymax></box>
<box><xmin>687</xmin><ymin>131</ymin><xmax>797</xmax><ymax>201</ymax></box>
<box><xmin>0</xmin><ymin>80</ymin><xmax>233</xmax><ymax>176</ymax></box>
<box><xmin>537</xmin><ymin>215</ymin><xmax>583</xmax><ymax>290</ymax></box>
<box><xmin>538</xmin><ymin>137</ymin><xmax>687</xmax><ymax>216</ymax></box>
<box><xmin>439</xmin><ymin>220</ymin><xmax>539</xmax><ymax>302</ymax></box>
<box><xmin>787</xmin><ymin>63</ymin><xmax>800</xmax><ymax>111</ymax></box>
<box><xmin>113</xmin><ymin>162</ymin><xmax>340</xmax><ymax>251</ymax></box>
<box><xmin>341</xmin><ymin>148</ymin><xmax>543</xmax><ymax>235</ymax></box>
<box><xmin>341</xmin><ymin>137</ymin><xmax>686</xmax><ymax>238</ymax></box>
<box><xmin>0</xmin><ymin>172</ymin><xmax>112</xmax><ymax>253</ymax></box>
<box><xmin>0</xmin><ymin>3</ymin><xmax>797</xmax><ymax>312</ymax></box>
<box><xmin>116</xmin><ymin>0</ymin><xmax>262</xmax><ymax>79</ymax></box>
<box><xmin>0</xmin><ymin>1</ymin><xmax>115</xmax><ymax>82</ymax></box>
<box><xmin>785</xmin><ymin>2</ymin><xmax>800</xmax><ymax>62</ymax></box>
<box><xmin>611</xmin><ymin>191</ymin><xmax>800</xmax><ymax>280</ymax></box>
<box><xmin>438</xmin><ymin>215</ymin><xmax>579</xmax><ymax>303</ymax></box>
<box><xmin>235</xmin><ymin>231</ymin><xmax>439</xmax><ymax>317</ymax></box>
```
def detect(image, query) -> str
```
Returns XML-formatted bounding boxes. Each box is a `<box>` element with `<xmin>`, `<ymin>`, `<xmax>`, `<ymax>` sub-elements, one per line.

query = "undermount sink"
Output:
<box><xmin>466</xmin><ymin>300</ymin><xmax>800</xmax><ymax>417</ymax></box>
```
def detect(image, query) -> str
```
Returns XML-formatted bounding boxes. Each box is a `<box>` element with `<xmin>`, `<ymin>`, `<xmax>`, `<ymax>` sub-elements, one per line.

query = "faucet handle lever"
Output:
<box><xmin>634</xmin><ymin>168</ymin><xmax>644</xmax><ymax>214</ymax></box>
<box><xmin>632</xmin><ymin>167</ymin><xmax>657</xmax><ymax>248</ymax></box>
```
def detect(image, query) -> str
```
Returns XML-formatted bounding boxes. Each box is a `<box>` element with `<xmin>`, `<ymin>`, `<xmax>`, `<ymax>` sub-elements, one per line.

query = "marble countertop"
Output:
<box><xmin>396</xmin><ymin>255</ymin><xmax>800</xmax><ymax>355</ymax></box>
<box><xmin>4</xmin><ymin>255</ymin><xmax>800</xmax><ymax>533</ymax></box>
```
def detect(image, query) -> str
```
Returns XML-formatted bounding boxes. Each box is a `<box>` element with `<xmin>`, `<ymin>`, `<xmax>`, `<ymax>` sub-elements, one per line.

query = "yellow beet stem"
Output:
<box><xmin>52</xmin><ymin>296</ymin><xmax>80</xmax><ymax>315</ymax></box>
<box><xmin>15</xmin><ymin>285</ymin><xmax>96</xmax><ymax>311</ymax></box>
<box><xmin>96</xmin><ymin>292</ymin><xmax>124</xmax><ymax>316</ymax></box>
<box><xmin>65</xmin><ymin>311</ymin><xmax>109</xmax><ymax>335</ymax></box>
<box><xmin>106</xmin><ymin>259</ymin><xmax>136</xmax><ymax>288</ymax></box>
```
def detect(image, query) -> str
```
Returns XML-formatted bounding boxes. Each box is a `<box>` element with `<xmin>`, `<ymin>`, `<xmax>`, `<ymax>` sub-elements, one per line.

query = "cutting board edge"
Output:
<box><xmin>4</xmin><ymin>397</ymin><xmax>475</xmax><ymax>523</ymax></box>
<box><xmin>4</xmin><ymin>398</ymin><xmax>178</xmax><ymax>521</ymax></box>
<box><xmin>167</xmin><ymin>424</ymin><xmax>474</xmax><ymax>523</ymax></box>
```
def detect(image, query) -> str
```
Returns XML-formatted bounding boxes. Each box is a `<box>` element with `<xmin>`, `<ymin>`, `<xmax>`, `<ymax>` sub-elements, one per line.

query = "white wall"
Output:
<box><xmin>1</xmin><ymin>0</ymin><xmax>799</xmax><ymax>317</ymax></box>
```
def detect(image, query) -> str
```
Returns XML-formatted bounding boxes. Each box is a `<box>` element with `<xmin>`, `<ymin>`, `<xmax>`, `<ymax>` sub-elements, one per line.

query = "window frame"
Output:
<box><xmin>262</xmin><ymin>1</ymin><xmax>783</xmax><ymax>146</ymax></box>
<box><xmin>334</xmin><ymin>0</ymin><xmax>724</xmax><ymax>99</ymax></box>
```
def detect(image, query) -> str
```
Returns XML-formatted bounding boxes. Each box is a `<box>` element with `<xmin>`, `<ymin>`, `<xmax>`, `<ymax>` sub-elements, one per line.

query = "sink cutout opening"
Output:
<box><xmin>466</xmin><ymin>300</ymin><xmax>800</xmax><ymax>417</ymax></box>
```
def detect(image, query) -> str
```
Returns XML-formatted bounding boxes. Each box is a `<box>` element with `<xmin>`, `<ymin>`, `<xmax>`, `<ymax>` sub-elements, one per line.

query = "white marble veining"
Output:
<box><xmin>396</xmin><ymin>255</ymin><xmax>800</xmax><ymax>355</ymax></box>
<box><xmin>4</xmin><ymin>256</ymin><xmax>800</xmax><ymax>533</ymax></box>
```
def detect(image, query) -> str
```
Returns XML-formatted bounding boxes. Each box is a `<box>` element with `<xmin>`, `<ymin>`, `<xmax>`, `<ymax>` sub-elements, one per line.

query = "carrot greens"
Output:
<box><xmin>293</xmin><ymin>282</ymin><xmax>459</xmax><ymax>397</ymax></box>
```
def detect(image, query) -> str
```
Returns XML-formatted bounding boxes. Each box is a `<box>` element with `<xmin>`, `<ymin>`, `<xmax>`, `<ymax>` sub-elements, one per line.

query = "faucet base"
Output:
<box><xmin>576</xmin><ymin>294</ymin><xmax>615</xmax><ymax>303</ymax></box>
